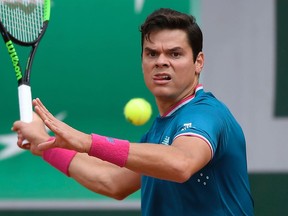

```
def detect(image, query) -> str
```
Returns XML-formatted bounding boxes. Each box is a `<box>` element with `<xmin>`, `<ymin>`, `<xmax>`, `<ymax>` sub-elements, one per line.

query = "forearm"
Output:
<box><xmin>87</xmin><ymin>134</ymin><xmax>187</xmax><ymax>180</ymax></box>
<box><xmin>69</xmin><ymin>153</ymin><xmax>141</xmax><ymax>200</ymax></box>
<box><xmin>125</xmin><ymin>136</ymin><xmax>211</xmax><ymax>183</ymax></box>
<box><xmin>126</xmin><ymin>143</ymin><xmax>193</xmax><ymax>182</ymax></box>
<box><xmin>42</xmin><ymin>133</ymin><xmax>209</xmax><ymax>191</ymax></box>
<box><xmin>86</xmin><ymin>134</ymin><xmax>207</xmax><ymax>183</ymax></box>
<box><xmin>85</xmin><ymin>135</ymin><xmax>180</xmax><ymax>181</ymax></box>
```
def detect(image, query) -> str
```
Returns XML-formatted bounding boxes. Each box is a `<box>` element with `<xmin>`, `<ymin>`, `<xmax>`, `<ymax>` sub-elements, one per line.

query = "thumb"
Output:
<box><xmin>37</xmin><ymin>139</ymin><xmax>56</xmax><ymax>151</ymax></box>
<box><xmin>12</xmin><ymin>120</ymin><xmax>27</xmax><ymax>131</ymax></box>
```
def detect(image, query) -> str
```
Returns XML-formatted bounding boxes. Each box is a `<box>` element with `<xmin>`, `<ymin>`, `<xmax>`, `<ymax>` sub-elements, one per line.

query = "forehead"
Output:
<box><xmin>143</xmin><ymin>29</ymin><xmax>190</xmax><ymax>49</ymax></box>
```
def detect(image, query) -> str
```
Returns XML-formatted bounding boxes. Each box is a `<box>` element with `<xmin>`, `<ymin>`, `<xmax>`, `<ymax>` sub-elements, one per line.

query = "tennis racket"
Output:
<box><xmin>0</xmin><ymin>0</ymin><xmax>50</xmax><ymax>144</ymax></box>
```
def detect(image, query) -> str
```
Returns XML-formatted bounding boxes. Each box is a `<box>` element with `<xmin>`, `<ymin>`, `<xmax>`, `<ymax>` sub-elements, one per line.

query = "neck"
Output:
<box><xmin>156</xmin><ymin>82</ymin><xmax>200</xmax><ymax>116</ymax></box>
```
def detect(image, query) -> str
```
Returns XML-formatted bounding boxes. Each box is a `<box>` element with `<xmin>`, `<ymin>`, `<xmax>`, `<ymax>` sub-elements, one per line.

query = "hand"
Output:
<box><xmin>33</xmin><ymin>98</ymin><xmax>92</xmax><ymax>153</ymax></box>
<box><xmin>12</xmin><ymin>112</ymin><xmax>50</xmax><ymax>156</ymax></box>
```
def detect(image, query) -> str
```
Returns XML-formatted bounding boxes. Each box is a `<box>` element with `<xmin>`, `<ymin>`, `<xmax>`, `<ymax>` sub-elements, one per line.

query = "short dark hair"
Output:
<box><xmin>140</xmin><ymin>8</ymin><xmax>203</xmax><ymax>62</ymax></box>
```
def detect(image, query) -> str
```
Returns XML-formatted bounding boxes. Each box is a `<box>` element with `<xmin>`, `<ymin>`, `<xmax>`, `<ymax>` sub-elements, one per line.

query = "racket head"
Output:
<box><xmin>0</xmin><ymin>0</ymin><xmax>51</xmax><ymax>46</ymax></box>
<box><xmin>0</xmin><ymin>0</ymin><xmax>51</xmax><ymax>84</ymax></box>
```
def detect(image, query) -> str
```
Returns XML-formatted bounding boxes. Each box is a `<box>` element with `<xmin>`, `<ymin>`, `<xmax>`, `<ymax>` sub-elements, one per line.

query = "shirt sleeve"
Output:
<box><xmin>173</xmin><ymin>107</ymin><xmax>225</xmax><ymax>157</ymax></box>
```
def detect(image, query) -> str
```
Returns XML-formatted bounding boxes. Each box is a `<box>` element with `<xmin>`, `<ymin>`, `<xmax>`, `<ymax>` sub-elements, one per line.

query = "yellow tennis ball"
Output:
<box><xmin>124</xmin><ymin>98</ymin><xmax>152</xmax><ymax>126</ymax></box>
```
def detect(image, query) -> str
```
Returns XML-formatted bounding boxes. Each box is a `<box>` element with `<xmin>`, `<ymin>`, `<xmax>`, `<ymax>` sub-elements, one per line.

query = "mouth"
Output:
<box><xmin>153</xmin><ymin>74</ymin><xmax>171</xmax><ymax>81</ymax></box>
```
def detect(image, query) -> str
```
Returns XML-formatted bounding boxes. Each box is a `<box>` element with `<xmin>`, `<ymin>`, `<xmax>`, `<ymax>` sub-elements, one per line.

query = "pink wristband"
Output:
<box><xmin>42</xmin><ymin>137</ymin><xmax>77</xmax><ymax>176</ymax></box>
<box><xmin>88</xmin><ymin>134</ymin><xmax>130</xmax><ymax>167</ymax></box>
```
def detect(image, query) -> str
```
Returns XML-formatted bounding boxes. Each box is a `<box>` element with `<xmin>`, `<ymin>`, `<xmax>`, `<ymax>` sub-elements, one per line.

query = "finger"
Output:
<box><xmin>34</xmin><ymin>99</ymin><xmax>57</xmax><ymax>123</ymax></box>
<box><xmin>37</xmin><ymin>139</ymin><xmax>56</xmax><ymax>151</ymax></box>
<box><xmin>16</xmin><ymin>133</ymin><xmax>30</xmax><ymax>149</ymax></box>
<box><xmin>16</xmin><ymin>133</ymin><xmax>24</xmax><ymax>147</ymax></box>
<box><xmin>12</xmin><ymin>120</ymin><xmax>24</xmax><ymax>131</ymax></box>
<box><xmin>36</xmin><ymin>98</ymin><xmax>50</xmax><ymax>113</ymax></box>
<box><xmin>34</xmin><ymin>100</ymin><xmax>67</xmax><ymax>134</ymax></box>
<box><xmin>43</xmin><ymin>118</ymin><xmax>64</xmax><ymax>136</ymax></box>
<box><xmin>35</xmin><ymin>98</ymin><xmax>52</xmax><ymax>117</ymax></box>
<box><xmin>35</xmin><ymin>99</ymin><xmax>73</xmax><ymax>139</ymax></box>
<box><xmin>34</xmin><ymin>104</ymin><xmax>51</xmax><ymax>124</ymax></box>
<box><xmin>33</xmin><ymin>99</ymin><xmax>48</xmax><ymax>117</ymax></box>
<box><xmin>21</xmin><ymin>143</ymin><xmax>31</xmax><ymax>150</ymax></box>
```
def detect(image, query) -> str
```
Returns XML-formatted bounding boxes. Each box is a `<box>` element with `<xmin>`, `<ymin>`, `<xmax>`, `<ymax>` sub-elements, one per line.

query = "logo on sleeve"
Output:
<box><xmin>161</xmin><ymin>136</ymin><xmax>170</xmax><ymax>145</ymax></box>
<box><xmin>181</xmin><ymin>123</ymin><xmax>193</xmax><ymax>131</ymax></box>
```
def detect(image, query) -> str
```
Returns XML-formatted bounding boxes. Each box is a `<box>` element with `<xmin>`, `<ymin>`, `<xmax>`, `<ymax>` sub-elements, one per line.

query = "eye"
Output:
<box><xmin>171</xmin><ymin>52</ymin><xmax>181</xmax><ymax>58</ymax></box>
<box><xmin>148</xmin><ymin>51</ymin><xmax>157</xmax><ymax>57</ymax></box>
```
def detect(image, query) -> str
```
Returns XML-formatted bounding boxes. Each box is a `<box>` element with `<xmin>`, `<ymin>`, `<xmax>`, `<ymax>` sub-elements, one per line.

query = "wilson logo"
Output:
<box><xmin>6</xmin><ymin>40</ymin><xmax>22</xmax><ymax>81</ymax></box>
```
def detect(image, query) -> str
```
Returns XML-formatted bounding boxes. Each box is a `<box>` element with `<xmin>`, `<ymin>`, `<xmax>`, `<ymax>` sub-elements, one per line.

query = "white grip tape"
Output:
<box><xmin>18</xmin><ymin>85</ymin><xmax>33</xmax><ymax>145</ymax></box>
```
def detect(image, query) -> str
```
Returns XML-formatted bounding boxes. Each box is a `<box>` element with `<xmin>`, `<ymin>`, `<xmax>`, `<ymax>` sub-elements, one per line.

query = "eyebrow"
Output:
<box><xmin>168</xmin><ymin>47</ymin><xmax>184</xmax><ymax>52</ymax></box>
<box><xmin>143</xmin><ymin>47</ymin><xmax>184</xmax><ymax>52</ymax></box>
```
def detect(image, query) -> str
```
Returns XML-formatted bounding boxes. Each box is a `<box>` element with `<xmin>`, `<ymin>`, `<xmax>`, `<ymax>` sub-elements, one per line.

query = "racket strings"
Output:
<box><xmin>0</xmin><ymin>0</ymin><xmax>44</xmax><ymax>43</ymax></box>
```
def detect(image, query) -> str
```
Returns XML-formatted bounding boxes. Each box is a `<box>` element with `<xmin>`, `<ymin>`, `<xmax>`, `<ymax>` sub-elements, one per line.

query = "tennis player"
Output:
<box><xmin>13</xmin><ymin>8</ymin><xmax>254</xmax><ymax>215</ymax></box>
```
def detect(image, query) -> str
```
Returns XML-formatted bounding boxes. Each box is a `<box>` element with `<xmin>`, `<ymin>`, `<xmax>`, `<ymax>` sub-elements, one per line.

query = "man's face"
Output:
<box><xmin>142</xmin><ymin>29</ymin><xmax>203</xmax><ymax>102</ymax></box>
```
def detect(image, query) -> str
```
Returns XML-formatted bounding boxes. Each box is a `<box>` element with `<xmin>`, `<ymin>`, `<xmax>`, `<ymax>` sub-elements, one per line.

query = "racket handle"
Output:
<box><xmin>18</xmin><ymin>84</ymin><xmax>33</xmax><ymax>145</ymax></box>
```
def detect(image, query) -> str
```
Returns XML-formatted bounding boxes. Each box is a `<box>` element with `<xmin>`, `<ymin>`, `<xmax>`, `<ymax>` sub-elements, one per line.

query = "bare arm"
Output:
<box><xmin>127</xmin><ymin>136</ymin><xmax>212</xmax><ymax>183</ymax></box>
<box><xmin>12</xmin><ymin>111</ymin><xmax>141</xmax><ymax>200</ymax></box>
<box><xmin>33</xmin><ymin>98</ymin><xmax>212</xmax><ymax>184</ymax></box>
<box><xmin>69</xmin><ymin>153</ymin><xmax>141</xmax><ymax>200</ymax></box>
<box><xmin>13</xmin><ymin>98</ymin><xmax>211</xmax><ymax>201</ymax></box>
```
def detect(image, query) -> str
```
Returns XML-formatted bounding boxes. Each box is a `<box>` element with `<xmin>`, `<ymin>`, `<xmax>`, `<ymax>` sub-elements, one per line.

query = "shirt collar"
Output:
<box><xmin>162</xmin><ymin>84</ymin><xmax>203</xmax><ymax>117</ymax></box>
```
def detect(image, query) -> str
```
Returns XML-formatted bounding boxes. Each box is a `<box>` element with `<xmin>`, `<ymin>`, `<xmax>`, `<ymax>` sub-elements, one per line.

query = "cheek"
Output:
<box><xmin>181</xmin><ymin>60</ymin><xmax>196</xmax><ymax>74</ymax></box>
<box><xmin>143</xmin><ymin>73</ymin><xmax>152</xmax><ymax>88</ymax></box>
<box><xmin>142</xmin><ymin>60</ymin><xmax>148</xmax><ymax>72</ymax></box>
<box><xmin>142</xmin><ymin>62</ymin><xmax>152</xmax><ymax>78</ymax></box>
<box><xmin>176</xmin><ymin>65</ymin><xmax>197</xmax><ymax>83</ymax></box>
<box><xmin>141</xmin><ymin>67</ymin><xmax>150</xmax><ymax>85</ymax></box>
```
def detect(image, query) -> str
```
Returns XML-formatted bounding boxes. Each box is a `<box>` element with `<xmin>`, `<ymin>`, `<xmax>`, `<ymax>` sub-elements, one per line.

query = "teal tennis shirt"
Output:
<box><xmin>140</xmin><ymin>85</ymin><xmax>254</xmax><ymax>216</ymax></box>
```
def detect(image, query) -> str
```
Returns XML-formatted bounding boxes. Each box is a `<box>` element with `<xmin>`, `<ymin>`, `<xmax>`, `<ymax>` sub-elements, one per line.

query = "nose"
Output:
<box><xmin>155</xmin><ymin>54</ymin><xmax>170</xmax><ymax>68</ymax></box>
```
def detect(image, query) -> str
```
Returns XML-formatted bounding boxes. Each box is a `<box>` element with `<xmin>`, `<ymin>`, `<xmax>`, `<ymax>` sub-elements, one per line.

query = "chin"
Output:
<box><xmin>153</xmin><ymin>91</ymin><xmax>175</xmax><ymax>100</ymax></box>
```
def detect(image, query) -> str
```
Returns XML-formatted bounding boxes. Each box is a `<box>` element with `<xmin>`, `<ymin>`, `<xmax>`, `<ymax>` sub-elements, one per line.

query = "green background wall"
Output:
<box><xmin>0</xmin><ymin>0</ymin><xmax>189</xmax><ymax>215</ymax></box>
<box><xmin>0</xmin><ymin>0</ymin><xmax>288</xmax><ymax>215</ymax></box>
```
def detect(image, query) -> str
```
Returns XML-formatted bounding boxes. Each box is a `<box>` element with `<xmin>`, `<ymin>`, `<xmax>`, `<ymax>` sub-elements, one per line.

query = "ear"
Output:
<box><xmin>195</xmin><ymin>52</ymin><xmax>204</xmax><ymax>75</ymax></box>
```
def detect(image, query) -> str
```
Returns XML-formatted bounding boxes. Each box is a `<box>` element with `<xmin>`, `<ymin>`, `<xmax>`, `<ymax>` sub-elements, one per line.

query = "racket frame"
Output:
<box><xmin>0</xmin><ymin>0</ymin><xmax>50</xmax><ymax>144</ymax></box>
